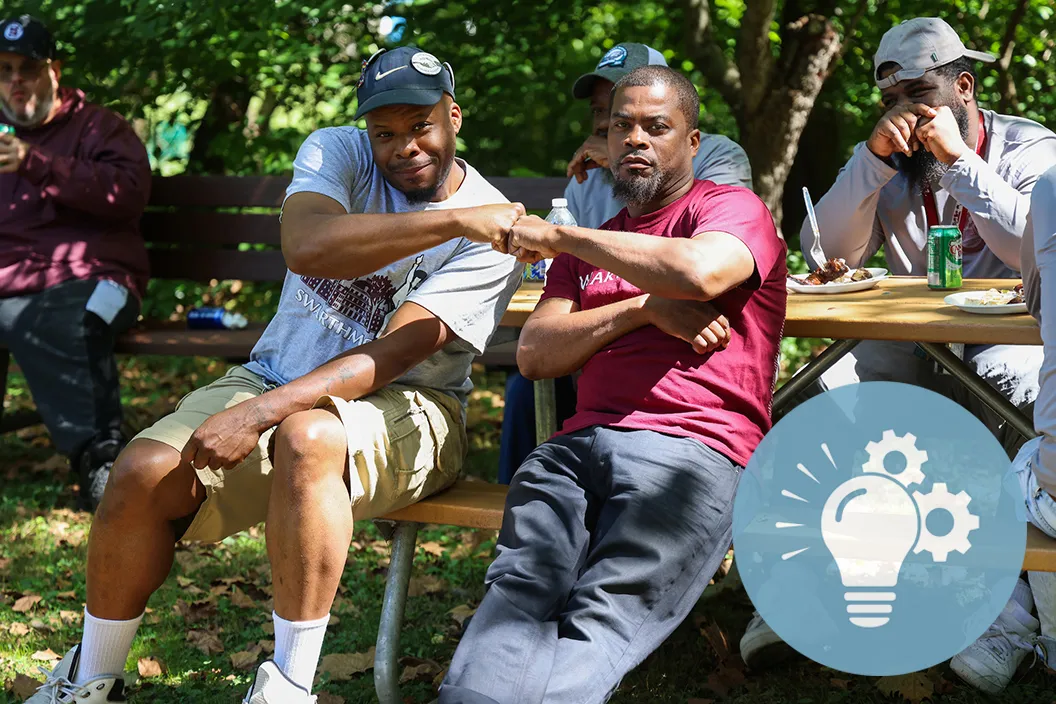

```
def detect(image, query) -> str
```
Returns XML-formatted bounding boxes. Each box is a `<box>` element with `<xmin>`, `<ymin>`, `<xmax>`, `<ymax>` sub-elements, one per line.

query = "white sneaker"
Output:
<box><xmin>739</xmin><ymin>611</ymin><xmax>798</xmax><ymax>669</ymax></box>
<box><xmin>243</xmin><ymin>661</ymin><xmax>316</xmax><ymax>704</ymax></box>
<box><xmin>25</xmin><ymin>645</ymin><xmax>126</xmax><ymax>703</ymax></box>
<box><xmin>951</xmin><ymin>579</ymin><xmax>1040</xmax><ymax>694</ymax></box>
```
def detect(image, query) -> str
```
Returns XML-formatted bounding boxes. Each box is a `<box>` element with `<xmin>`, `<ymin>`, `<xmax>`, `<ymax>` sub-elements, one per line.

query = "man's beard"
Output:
<box><xmin>0</xmin><ymin>90</ymin><xmax>54</xmax><ymax>128</ymax></box>
<box><xmin>896</xmin><ymin>101</ymin><xmax>971</xmax><ymax>190</ymax></box>
<box><xmin>611</xmin><ymin>151</ymin><xmax>667</xmax><ymax>208</ymax></box>
<box><xmin>402</xmin><ymin>157</ymin><xmax>454</xmax><ymax>203</ymax></box>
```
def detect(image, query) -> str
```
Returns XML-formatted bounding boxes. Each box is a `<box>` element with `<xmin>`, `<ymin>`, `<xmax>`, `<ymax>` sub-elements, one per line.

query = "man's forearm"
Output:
<box><xmin>518</xmin><ymin>296</ymin><xmax>649</xmax><ymax>379</ymax></box>
<box><xmin>283</xmin><ymin>208</ymin><xmax>470</xmax><ymax>279</ymax></box>
<box><xmin>553</xmin><ymin>227</ymin><xmax>713</xmax><ymax>300</ymax></box>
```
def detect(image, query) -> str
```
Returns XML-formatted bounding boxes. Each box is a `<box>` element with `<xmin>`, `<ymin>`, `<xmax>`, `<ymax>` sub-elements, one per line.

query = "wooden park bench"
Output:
<box><xmin>0</xmin><ymin>173</ymin><xmax>568</xmax><ymax>432</ymax></box>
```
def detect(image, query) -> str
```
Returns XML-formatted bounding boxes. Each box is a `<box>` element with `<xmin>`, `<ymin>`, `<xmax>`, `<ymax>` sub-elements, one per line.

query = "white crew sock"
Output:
<box><xmin>272</xmin><ymin>611</ymin><xmax>330</xmax><ymax>692</ymax></box>
<box><xmin>75</xmin><ymin>609</ymin><xmax>143</xmax><ymax>685</ymax></box>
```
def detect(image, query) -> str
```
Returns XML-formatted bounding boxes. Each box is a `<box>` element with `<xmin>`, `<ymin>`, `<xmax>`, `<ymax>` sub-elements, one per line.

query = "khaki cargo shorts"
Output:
<box><xmin>134</xmin><ymin>366</ymin><xmax>467</xmax><ymax>543</ymax></box>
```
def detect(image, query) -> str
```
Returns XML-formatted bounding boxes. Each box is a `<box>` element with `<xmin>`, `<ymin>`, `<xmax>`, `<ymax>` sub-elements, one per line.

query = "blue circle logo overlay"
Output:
<box><xmin>733</xmin><ymin>382</ymin><xmax>1026</xmax><ymax>676</ymax></box>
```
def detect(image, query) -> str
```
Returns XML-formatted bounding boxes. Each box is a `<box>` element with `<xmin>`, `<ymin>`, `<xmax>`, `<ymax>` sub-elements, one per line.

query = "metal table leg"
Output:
<box><xmin>917</xmin><ymin>342</ymin><xmax>1037</xmax><ymax>441</ymax></box>
<box><xmin>771</xmin><ymin>339</ymin><xmax>861</xmax><ymax>416</ymax></box>
<box><xmin>374</xmin><ymin>521</ymin><xmax>420</xmax><ymax>704</ymax></box>
<box><xmin>534</xmin><ymin>378</ymin><xmax>558</xmax><ymax>445</ymax></box>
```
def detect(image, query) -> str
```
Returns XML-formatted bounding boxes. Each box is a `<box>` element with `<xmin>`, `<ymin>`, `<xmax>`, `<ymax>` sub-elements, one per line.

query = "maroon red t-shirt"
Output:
<box><xmin>541</xmin><ymin>179</ymin><xmax>787</xmax><ymax>467</ymax></box>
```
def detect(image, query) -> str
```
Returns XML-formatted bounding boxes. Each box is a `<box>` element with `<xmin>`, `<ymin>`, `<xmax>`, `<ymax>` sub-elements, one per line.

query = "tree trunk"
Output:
<box><xmin>684</xmin><ymin>0</ymin><xmax>856</xmax><ymax>231</ymax></box>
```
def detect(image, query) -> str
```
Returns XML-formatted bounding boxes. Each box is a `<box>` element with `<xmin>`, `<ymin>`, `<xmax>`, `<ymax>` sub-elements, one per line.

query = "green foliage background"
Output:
<box><xmin>2</xmin><ymin>0</ymin><xmax>1054</xmax><ymax>347</ymax></box>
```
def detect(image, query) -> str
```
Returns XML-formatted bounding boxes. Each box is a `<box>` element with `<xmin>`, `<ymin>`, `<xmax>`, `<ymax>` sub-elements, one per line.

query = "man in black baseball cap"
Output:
<box><xmin>0</xmin><ymin>12</ymin><xmax>150</xmax><ymax>526</ymax></box>
<box><xmin>0</xmin><ymin>14</ymin><xmax>59</xmax><ymax>127</ymax></box>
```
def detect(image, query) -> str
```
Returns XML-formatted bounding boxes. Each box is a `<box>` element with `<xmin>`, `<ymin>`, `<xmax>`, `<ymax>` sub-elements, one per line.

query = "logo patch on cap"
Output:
<box><xmin>3</xmin><ymin>22</ymin><xmax>24</xmax><ymax>41</ymax></box>
<box><xmin>597</xmin><ymin>45</ymin><xmax>627</xmax><ymax>69</ymax></box>
<box><xmin>411</xmin><ymin>52</ymin><xmax>443</xmax><ymax>76</ymax></box>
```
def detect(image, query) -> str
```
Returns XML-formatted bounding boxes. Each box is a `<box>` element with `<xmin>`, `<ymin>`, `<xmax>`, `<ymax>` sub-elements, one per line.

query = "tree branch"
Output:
<box><xmin>738</xmin><ymin>0</ymin><xmax>777</xmax><ymax>115</ymax></box>
<box><xmin>997</xmin><ymin>0</ymin><xmax>1030</xmax><ymax>113</ymax></box>
<box><xmin>683</xmin><ymin>0</ymin><xmax>743</xmax><ymax>115</ymax></box>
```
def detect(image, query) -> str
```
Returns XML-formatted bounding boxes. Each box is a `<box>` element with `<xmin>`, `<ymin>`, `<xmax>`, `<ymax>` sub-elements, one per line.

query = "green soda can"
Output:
<box><xmin>928</xmin><ymin>226</ymin><xmax>963</xmax><ymax>290</ymax></box>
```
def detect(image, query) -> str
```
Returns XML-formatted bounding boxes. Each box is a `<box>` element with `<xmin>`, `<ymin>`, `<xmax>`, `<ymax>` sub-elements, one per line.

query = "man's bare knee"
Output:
<box><xmin>272</xmin><ymin>409</ymin><xmax>348</xmax><ymax>497</ymax></box>
<box><xmin>98</xmin><ymin>439</ymin><xmax>205</xmax><ymax>522</ymax></box>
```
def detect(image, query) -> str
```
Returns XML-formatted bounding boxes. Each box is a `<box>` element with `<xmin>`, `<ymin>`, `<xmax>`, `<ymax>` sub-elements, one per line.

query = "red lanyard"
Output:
<box><xmin>921</xmin><ymin>112</ymin><xmax>987</xmax><ymax>233</ymax></box>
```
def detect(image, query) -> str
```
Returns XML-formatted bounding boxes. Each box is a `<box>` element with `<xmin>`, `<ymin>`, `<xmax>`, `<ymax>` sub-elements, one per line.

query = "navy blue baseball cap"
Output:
<box><xmin>354</xmin><ymin>46</ymin><xmax>455</xmax><ymax>120</ymax></box>
<box><xmin>572</xmin><ymin>43</ymin><xmax>668</xmax><ymax>99</ymax></box>
<box><xmin>0</xmin><ymin>15</ymin><xmax>56</xmax><ymax>61</ymax></box>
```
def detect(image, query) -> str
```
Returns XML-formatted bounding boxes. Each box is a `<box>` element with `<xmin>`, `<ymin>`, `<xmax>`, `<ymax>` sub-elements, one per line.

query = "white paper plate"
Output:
<box><xmin>943</xmin><ymin>291</ymin><xmax>1028</xmax><ymax>315</ymax></box>
<box><xmin>786</xmin><ymin>268</ymin><xmax>889</xmax><ymax>294</ymax></box>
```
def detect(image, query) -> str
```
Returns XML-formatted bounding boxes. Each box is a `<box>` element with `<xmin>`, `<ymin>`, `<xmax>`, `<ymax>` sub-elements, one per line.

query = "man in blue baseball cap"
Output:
<box><xmin>28</xmin><ymin>46</ymin><xmax>525</xmax><ymax>704</ymax></box>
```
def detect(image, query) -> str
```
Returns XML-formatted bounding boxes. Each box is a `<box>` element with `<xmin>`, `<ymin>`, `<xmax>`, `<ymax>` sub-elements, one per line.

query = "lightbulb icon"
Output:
<box><xmin>821</xmin><ymin>474</ymin><xmax>919</xmax><ymax>628</ymax></box>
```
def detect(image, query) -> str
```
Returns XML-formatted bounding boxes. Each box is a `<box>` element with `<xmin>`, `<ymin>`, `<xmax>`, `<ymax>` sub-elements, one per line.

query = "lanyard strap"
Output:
<box><xmin>921</xmin><ymin>111</ymin><xmax>987</xmax><ymax>233</ymax></box>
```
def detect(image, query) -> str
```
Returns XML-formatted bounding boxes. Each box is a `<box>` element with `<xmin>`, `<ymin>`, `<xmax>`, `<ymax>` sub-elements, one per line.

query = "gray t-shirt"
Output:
<box><xmin>244</xmin><ymin>127</ymin><xmax>523</xmax><ymax>406</ymax></box>
<box><xmin>563</xmin><ymin>133</ymin><xmax>754</xmax><ymax>228</ymax></box>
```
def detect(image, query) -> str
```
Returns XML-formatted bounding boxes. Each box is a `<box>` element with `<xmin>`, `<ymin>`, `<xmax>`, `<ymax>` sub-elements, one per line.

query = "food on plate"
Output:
<box><xmin>967</xmin><ymin>283</ymin><xmax>1025</xmax><ymax>306</ymax></box>
<box><xmin>788</xmin><ymin>258</ymin><xmax>874</xmax><ymax>286</ymax></box>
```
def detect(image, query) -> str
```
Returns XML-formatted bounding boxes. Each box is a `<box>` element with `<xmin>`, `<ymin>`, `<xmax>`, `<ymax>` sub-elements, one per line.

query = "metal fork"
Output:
<box><xmin>803</xmin><ymin>187</ymin><xmax>825</xmax><ymax>267</ymax></box>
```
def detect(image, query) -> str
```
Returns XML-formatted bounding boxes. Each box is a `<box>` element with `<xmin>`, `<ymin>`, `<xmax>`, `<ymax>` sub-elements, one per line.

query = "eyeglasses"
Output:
<box><xmin>0</xmin><ymin>60</ymin><xmax>50</xmax><ymax>83</ymax></box>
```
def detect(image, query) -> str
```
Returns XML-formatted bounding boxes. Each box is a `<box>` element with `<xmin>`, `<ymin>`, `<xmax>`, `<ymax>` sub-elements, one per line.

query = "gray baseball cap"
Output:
<box><xmin>874</xmin><ymin>18</ymin><xmax>995</xmax><ymax>89</ymax></box>
<box><xmin>572</xmin><ymin>42</ymin><xmax>667</xmax><ymax>99</ymax></box>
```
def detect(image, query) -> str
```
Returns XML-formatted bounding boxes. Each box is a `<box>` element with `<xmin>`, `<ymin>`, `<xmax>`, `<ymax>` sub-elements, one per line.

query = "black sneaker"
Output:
<box><xmin>77</xmin><ymin>437</ymin><xmax>123</xmax><ymax>511</ymax></box>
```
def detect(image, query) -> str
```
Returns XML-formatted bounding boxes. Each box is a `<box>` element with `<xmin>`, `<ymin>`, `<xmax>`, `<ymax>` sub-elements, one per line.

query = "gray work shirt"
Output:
<box><xmin>801</xmin><ymin>109</ymin><xmax>1056</xmax><ymax>277</ymax></box>
<box><xmin>564</xmin><ymin>133</ymin><xmax>754</xmax><ymax>229</ymax></box>
<box><xmin>1022</xmin><ymin>167</ymin><xmax>1056</xmax><ymax>491</ymax></box>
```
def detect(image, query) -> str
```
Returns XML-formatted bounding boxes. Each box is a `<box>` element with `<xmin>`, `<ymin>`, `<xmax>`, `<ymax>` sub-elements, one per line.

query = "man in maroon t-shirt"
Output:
<box><xmin>440</xmin><ymin>66</ymin><xmax>786</xmax><ymax>704</ymax></box>
<box><xmin>0</xmin><ymin>15</ymin><xmax>150</xmax><ymax>509</ymax></box>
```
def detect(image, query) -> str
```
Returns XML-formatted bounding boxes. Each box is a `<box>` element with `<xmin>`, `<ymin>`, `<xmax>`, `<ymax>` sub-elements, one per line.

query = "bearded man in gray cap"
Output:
<box><xmin>741</xmin><ymin>17</ymin><xmax>1056</xmax><ymax>691</ymax></box>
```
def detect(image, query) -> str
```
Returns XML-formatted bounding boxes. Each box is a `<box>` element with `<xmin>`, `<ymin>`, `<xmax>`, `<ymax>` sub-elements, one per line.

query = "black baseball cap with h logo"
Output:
<box><xmin>354</xmin><ymin>46</ymin><xmax>455</xmax><ymax>120</ymax></box>
<box><xmin>0</xmin><ymin>15</ymin><xmax>56</xmax><ymax>61</ymax></box>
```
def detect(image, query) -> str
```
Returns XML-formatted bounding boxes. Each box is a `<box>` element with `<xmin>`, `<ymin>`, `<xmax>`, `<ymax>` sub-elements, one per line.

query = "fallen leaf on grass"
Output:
<box><xmin>705</xmin><ymin>663</ymin><xmax>746</xmax><ymax>698</ymax></box>
<box><xmin>9</xmin><ymin>622</ymin><xmax>30</xmax><ymax>637</ymax></box>
<box><xmin>30</xmin><ymin>619</ymin><xmax>49</xmax><ymax>632</ymax></box>
<box><xmin>31</xmin><ymin>649</ymin><xmax>60</xmax><ymax>662</ymax></box>
<box><xmin>419</xmin><ymin>541</ymin><xmax>445</xmax><ymax>557</ymax></box>
<box><xmin>316</xmin><ymin>694</ymin><xmax>345</xmax><ymax>704</ymax></box>
<box><xmin>6</xmin><ymin>673</ymin><xmax>43</xmax><ymax>699</ymax></box>
<box><xmin>261</xmin><ymin>622</ymin><xmax>275</xmax><ymax>635</ymax></box>
<box><xmin>230</xmin><ymin>645</ymin><xmax>262</xmax><ymax>671</ymax></box>
<box><xmin>317</xmin><ymin>648</ymin><xmax>375</xmax><ymax>681</ymax></box>
<box><xmin>137</xmin><ymin>657</ymin><xmax>165</xmax><ymax>678</ymax></box>
<box><xmin>876</xmin><ymin>672</ymin><xmax>934</xmax><ymax>703</ymax></box>
<box><xmin>174</xmin><ymin>599</ymin><xmax>217</xmax><ymax>625</ymax></box>
<box><xmin>0</xmin><ymin>557</ymin><xmax>12</xmax><ymax>572</ymax></box>
<box><xmin>257</xmin><ymin>639</ymin><xmax>275</xmax><ymax>654</ymax></box>
<box><xmin>330</xmin><ymin>597</ymin><xmax>360</xmax><ymax>616</ymax></box>
<box><xmin>448</xmin><ymin>604</ymin><xmax>476</xmax><ymax>628</ymax></box>
<box><xmin>58</xmin><ymin>610</ymin><xmax>81</xmax><ymax>624</ymax></box>
<box><xmin>13</xmin><ymin>595</ymin><xmax>42</xmax><ymax>613</ymax></box>
<box><xmin>408</xmin><ymin>574</ymin><xmax>447</xmax><ymax>597</ymax></box>
<box><xmin>55</xmin><ymin>591</ymin><xmax>77</xmax><ymax>600</ymax></box>
<box><xmin>176</xmin><ymin>576</ymin><xmax>195</xmax><ymax>588</ymax></box>
<box><xmin>186</xmin><ymin>630</ymin><xmax>224</xmax><ymax>656</ymax></box>
<box><xmin>830</xmin><ymin>678</ymin><xmax>851</xmax><ymax>690</ymax></box>
<box><xmin>400</xmin><ymin>660</ymin><xmax>442</xmax><ymax>684</ymax></box>
<box><xmin>699</xmin><ymin>621</ymin><xmax>731</xmax><ymax>662</ymax></box>
<box><xmin>229</xmin><ymin>587</ymin><xmax>256</xmax><ymax>609</ymax></box>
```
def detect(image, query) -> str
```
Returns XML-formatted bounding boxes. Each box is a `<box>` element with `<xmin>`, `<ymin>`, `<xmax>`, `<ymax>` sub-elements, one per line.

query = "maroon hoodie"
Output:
<box><xmin>0</xmin><ymin>87</ymin><xmax>150</xmax><ymax>299</ymax></box>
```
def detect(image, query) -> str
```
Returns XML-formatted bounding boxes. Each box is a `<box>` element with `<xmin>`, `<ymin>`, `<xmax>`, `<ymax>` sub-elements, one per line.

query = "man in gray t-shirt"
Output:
<box><xmin>28</xmin><ymin>47</ymin><xmax>523</xmax><ymax>704</ymax></box>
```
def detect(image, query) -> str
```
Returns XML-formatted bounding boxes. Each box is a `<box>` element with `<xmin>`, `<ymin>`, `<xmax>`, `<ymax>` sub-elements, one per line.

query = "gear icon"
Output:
<box><xmin>863</xmin><ymin>430</ymin><xmax>928</xmax><ymax>488</ymax></box>
<box><xmin>912</xmin><ymin>483</ymin><xmax>980</xmax><ymax>562</ymax></box>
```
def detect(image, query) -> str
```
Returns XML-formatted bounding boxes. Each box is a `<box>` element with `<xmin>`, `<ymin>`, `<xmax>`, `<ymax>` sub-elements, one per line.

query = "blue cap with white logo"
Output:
<box><xmin>572</xmin><ymin>42</ymin><xmax>667</xmax><ymax>99</ymax></box>
<box><xmin>354</xmin><ymin>46</ymin><xmax>455</xmax><ymax>120</ymax></box>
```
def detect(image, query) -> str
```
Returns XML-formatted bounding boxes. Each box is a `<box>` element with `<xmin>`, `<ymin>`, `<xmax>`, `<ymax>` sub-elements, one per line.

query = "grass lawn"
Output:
<box><xmin>2</xmin><ymin>356</ymin><xmax>1055</xmax><ymax>703</ymax></box>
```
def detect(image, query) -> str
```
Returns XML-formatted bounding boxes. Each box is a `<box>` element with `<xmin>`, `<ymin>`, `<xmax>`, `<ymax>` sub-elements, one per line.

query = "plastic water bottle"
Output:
<box><xmin>523</xmin><ymin>198</ymin><xmax>577</xmax><ymax>283</ymax></box>
<box><xmin>187</xmin><ymin>307</ymin><xmax>248</xmax><ymax>330</ymax></box>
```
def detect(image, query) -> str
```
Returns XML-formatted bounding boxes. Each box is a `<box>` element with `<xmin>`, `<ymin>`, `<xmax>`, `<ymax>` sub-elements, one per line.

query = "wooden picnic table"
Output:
<box><xmin>500</xmin><ymin>277</ymin><xmax>1040</xmax><ymax>345</ymax></box>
